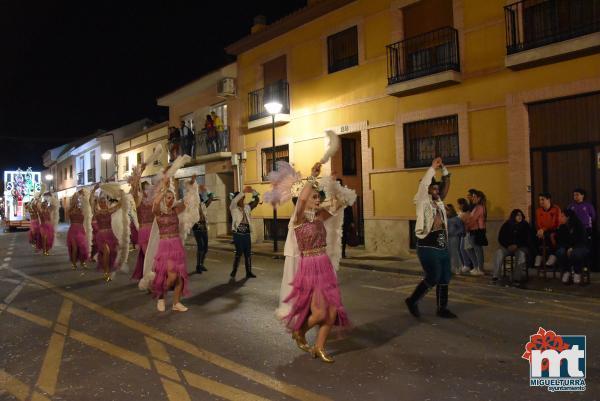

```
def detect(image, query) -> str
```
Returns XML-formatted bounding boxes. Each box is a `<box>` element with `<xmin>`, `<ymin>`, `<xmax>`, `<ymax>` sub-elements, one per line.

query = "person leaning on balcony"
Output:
<box><xmin>180</xmin><ymin>120</ymin><xmax>196</xmax><ymax>158</ymax></box>
<box><xmin>211</xmin><ymin>111</ymin><xmax>224</xmax><ymax>152</ymax></box>
<box><xmin>534</xmin><ymin>192</ymin><xmax>561</xmax><ymax>268</ymax></box>
<box><xmin>556</xmin><ymin>208</ymin><xmax>589</xmax><ymax>285</ymax></box>
<box><xmin>168</xmin><ymin>126</ymin><xmax>181</xmax><ymax>162</ymax></box>
<box><xmin>492</xmin><ymin>209</ymin><xmax>531</xmax><ymax>286</ymax></box>
<box><xmin>229</xmin><ymin>187</ymin><xmax>260</xmax><ymax>280</ymax></box>
<box><xmin>204</xmin><ymin>115</ymin><xmax>217</xmax><ymax>154</ymax></box>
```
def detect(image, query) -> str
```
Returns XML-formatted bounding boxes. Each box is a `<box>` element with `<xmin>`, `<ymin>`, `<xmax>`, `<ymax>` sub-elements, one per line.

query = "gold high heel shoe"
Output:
<box><xmin>80</xmin><ymin>262</ymin><xmax>87</xmax><ymax>270</ymax></box>
<box><xmin>312</xmin><ymin>347</ymin><xmax>334</xmax><ymax>363</ymax></box>
<box><xmin>71</xmin><ymin>263</ymin><xmax>77</xmax><ymax>270</ymax></box>
<box><xmin>292</xmin><ymin>331</ymin><xmax>310</xmax><ymax>353</ymax></box>
<box><xmin>103</xmin><ymin>273</ymin><xmax>112</xmax><ymax>282</ymax></box>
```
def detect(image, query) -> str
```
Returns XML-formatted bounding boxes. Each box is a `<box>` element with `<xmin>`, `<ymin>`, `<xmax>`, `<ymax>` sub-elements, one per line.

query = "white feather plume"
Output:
<box><xmin>319</xmin><ymin>130</ymin><xmax>340</xmax><ymax>164</ymax></box>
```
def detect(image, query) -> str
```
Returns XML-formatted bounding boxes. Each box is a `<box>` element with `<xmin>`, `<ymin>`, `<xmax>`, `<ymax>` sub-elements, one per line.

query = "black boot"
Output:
<box><xmin>405</xmin><ymin>280</ymin><xmax>429</xmax><ymax>318</ymax></box>
<box><xmin>198</xmin><ymin>249</ymin><xmax>207</xmax><ymax>272</ymax></box>
<box><xmin>436</xmin><ymin>284</ymin><xmax>457</xmax><ymax>318</ymax></box>
<box><xmin>230</xmin><ymin>255</ymin><xmax>240</xmax><ymax>278</ymax></box>
<box><xmin>245</xmin><ymin>255</ymin><xmax>256</xmax><ymax>278</ymax></box>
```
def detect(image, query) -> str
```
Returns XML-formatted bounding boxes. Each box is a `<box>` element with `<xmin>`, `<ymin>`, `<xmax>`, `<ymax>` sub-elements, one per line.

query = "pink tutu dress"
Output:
<box><xmin>67</xmin><ymin>208</ymin><xmax>89</xmax><ymax>263</ymax></box>
<box><xmin>131</xmin><ymin>202</ymin><xmax>154</xmax><ymax>280</ymax></box>
<box><xmin>94</xmin><ymin>212</ymin><xmax>119</xmax><ymax>272</ymax></box>
<box><xmin>29</xmin><ymin>210</ymin><xmax>41</xmax><ymax>250</ymax></box>
<box><xmin>151</xmin><ymin>211</ymin><xmax>189</xmax><ymax>298</ymax></box>
<box><xmin>283</xmin><ymin>219</ymin><xmax>350</xmax><ymax>331</ymax></box>
<box><xmin>39</xmin><ymin>209</ymin><xmax>55</xmax><ymax>251</ymax></box>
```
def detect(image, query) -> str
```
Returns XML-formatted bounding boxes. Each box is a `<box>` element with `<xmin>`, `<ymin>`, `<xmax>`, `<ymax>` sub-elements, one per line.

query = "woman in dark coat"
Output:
<box><xmin>492</xmin><ymin>209</ymin><xmax>531</xmax><ymax>284</ymax></box>
<box><xmin>556</xmin><ymin>208</ymin><xmax>589</xmax><ymax>285</ymax></box>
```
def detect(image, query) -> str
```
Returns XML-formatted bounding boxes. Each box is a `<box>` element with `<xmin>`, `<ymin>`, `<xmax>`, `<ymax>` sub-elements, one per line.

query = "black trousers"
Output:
<box><xmin>233</xmin><ymin>232</ymin><xmax>251</xmax><ymax>259</ymax></box>
<box><xmin>192</xmin><ymin>223</ymin><xmax>208</xmax><ymax>268</ymax></box>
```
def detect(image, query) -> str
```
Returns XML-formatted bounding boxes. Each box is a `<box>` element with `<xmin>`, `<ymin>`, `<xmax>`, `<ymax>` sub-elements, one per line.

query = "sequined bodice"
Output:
<box><xmin>157</xmin><ymin>212</ymin><xmax>179</xmax><ymax>236</ymax></box>
<box><xmin>40</xmin><ymin>210</ymin><xmax>51</xmax><ymax>223</ymax></box>
<box><xmin>95</xmin><ymin>212</ymin><xmax>112</xmax><ymax>230</ymax></box>
<box><xmin>294</xmin><ymin>220</ymin><xmax>327</xmax><ymax>253</ymax></box>
<box><xmin>70</xmin><ymin>208</ymin><xmax>84</xmax><ymax>224</ymax></box>
<box><xmin>137</xmin><ymin>202</ymin><xmax>154</xmax><ymax>224</ymax></box>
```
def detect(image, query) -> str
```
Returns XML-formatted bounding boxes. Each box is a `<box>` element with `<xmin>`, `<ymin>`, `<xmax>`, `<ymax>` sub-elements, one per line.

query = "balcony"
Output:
<box><xmin>505</xmin><ymin>0</ymin><xmax>600</xmax><ymax>69</ymax></box>
<box><xmin>169</xmin><ymin>127</ymin><xmax>232</xmax><ymax>164</ymax></box>
<box><xmin>386</xmin><ymin>27</ymin><xmax>461</xmax><ymax>97</ymax></box>
<box><xmin>77</xmin><ymin>172</ymin><xmax>84</xmax><ymax>186</ymax></box>
<box><xmin>87</xmin><ymin>168</ymin><xmax>96</xmax><ymax>183</ymax></box>
<box><xmin>247</xmin><ymin>80</ymin><xmax>290</xmax><ymax>130</ymax></box>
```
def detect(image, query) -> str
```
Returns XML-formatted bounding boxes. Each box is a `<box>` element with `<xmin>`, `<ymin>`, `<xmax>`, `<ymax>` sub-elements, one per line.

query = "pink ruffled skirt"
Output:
<box><xmin>131</xmin><ymin>225</ymin><xmax>152</xmax><ymax>280</ymax></box>
<box><xmin>151</xmin><ymin>237</ymin><xmax>189</xmax><ymax>298</ymax></box>
<box><xmin>29</xmin><ymin>220</ymin><xmax>41</xmax><ymax>250</ymax></box>
<box><xmin>283</xmin><ymin>253</ymin><xmax>350</xmax><ymax>332</ymax></box>
<box><xmin>67</xmin><ymin>223</ymin><xmax>89</xmax><ymax>263</ymax></box>
<box><xmin>95</xmin><ymin>229</ymin><xmax>119</xmax><ymax>272</ymax></box>
<box><xmin>39</xmin><ymin>223</ymin><xmax>55</xmax><ymax>250</ymax></box>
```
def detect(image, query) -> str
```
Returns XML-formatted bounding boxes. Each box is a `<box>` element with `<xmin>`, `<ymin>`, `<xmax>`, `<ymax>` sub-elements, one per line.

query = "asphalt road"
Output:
<box><xmin>0</xmin><ymin>228</ymin><xmax>598</xmax><ymax>401</ymax></box>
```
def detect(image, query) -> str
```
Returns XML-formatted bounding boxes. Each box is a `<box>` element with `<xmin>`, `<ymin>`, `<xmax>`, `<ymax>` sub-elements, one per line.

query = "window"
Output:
<box><xmin>153</xmin><ymin>146</ymin><xmax>161</xmax><ymax>166</ymax></box>
<box><xmin>64</xmin><ymin>168</ymin><xmax>67</xmax><ymax>181</ymax></box>
<box><xmin>403</xmin><ymin>115</ymin><xmax>460</xmax><ymax>168</ymax></box>
<box><xmin>327</xmin><ymin>26</ymin><xmax>358</xmax><ymax>73</ymax></box>
<box><xmin>69</xmin><ymin>165</ymin><xmax>73</xmax><ymax>179</ymax></box>
<box><xmin>124</xmin><ymin>156</ymin><xmax>130</xmax><ymax>173</ymax></box>
<box><xmin>90</xmin><ymin>151</ymin><xmax>96</xmax><ymax>170</ymax></box>
<box><xmin>262</xmin><ymin>145</ymin><xmax>289</xmax><ymax>181</ymax></box>
<box><xmin>137</xmin><ymin>152</ymin><xmax>144</xmax><ymax>166</ymax></box>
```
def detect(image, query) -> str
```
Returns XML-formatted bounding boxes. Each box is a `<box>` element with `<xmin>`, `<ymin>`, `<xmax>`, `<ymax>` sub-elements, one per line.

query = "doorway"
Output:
<box><xmin>331</xmin><ymin>132</ymin><xmax>364</xmax><ymax>244</ymax></box>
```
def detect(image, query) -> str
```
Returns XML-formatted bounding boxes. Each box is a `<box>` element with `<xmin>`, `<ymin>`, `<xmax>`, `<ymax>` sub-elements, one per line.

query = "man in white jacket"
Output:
<box><xmin>405</xmin><ymin>157</ymin><xmax>457</xmax><ymax>319</ymax></box>
<box><xmin>229</xmin><ymin>187</ymin><xmax>260</xmax><ymax>279</ymax></box>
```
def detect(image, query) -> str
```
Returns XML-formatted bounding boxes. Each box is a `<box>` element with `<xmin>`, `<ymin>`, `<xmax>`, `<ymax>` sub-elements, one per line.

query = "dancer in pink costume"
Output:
<box><xmin>37</xmin><ymin>192</ymin><xmax>58</xmax><ymax>256</ymax></box>
<box><xmin>27</xmin><ymin>200</ymin><xmax>41</xmax><ymax>251</ymax></box>
<box><xmin>90</xmin><ymin>183</ymin><xmax>130</xmax><ymax>282</ymax></box>
<box><xmin>130</xmin><ymin>163</ymin><xmax>155</xmax><ymax>280</ymax></box>
<box><xmin>149</xmin><ymin>174</ymin><xmax>199</xmax><ymax>312</ymax></box>
<box><xmin>266</xmin><ymin>157</ymin><xmax>356</xmax><ymax>364</ymax></box>
<box><xmin>67</xmin><ymin>188</ymin><xmax>92</xmax><ymax>270</ymax></box>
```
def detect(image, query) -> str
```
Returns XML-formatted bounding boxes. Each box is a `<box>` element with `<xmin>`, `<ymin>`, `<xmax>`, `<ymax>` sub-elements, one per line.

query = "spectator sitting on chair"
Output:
<box><xmin>557</xmin><ymin>209</ymin><xmax>589</xmax><ymax>285</ymax></box>
<box><xmin>534</xmin><ymin>192</ymin><xmax>560</xmax><ymax>269</ymax></box>
<box><xmin>568</xmin><ymin>188</ymin><xmax>596</xmax><ymax>238</ymax></box>
<box><xmin>492</xmin><ymin>209</ymin><xmax>531</xmax><ymax>285</ymax></box>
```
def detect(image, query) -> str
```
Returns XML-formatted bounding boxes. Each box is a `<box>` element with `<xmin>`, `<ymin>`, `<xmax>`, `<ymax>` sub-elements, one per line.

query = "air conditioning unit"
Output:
<box><xmin>217</xmin><ymin>77</ymin><xmax>236</xmax><ymax>97</ymax></box>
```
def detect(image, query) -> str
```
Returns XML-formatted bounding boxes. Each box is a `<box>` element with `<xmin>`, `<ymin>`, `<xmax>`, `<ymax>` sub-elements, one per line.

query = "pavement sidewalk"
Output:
<box><xmin>199</xmin><ymin>237</ymin><xmax>600</xmax><ymax>299</ymax></box>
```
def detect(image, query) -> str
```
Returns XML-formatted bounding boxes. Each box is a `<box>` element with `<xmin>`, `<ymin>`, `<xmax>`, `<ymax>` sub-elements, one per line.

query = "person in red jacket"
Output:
<box><xmin>534</xmin><ymin>192</ymin><xmax>561</xmax><ymax>267</ymax></box>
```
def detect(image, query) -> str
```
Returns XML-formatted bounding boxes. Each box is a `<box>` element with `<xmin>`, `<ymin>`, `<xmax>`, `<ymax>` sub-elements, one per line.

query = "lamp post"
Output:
<box><xmin>101</xmin><ymin>152</ymin><xmax>112</xmax><ymax>182</ymax></box>
<box><xmin>264</xmin><ymin>100</ymin><xmax>283</xmax><ymax>252</ymax></box>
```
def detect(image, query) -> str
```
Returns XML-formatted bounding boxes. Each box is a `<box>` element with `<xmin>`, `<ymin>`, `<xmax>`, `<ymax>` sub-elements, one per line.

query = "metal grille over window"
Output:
<box><xmin>404</xmin><ymin>115</ymin><xmax>460</xmax><ymax>168</ymax></box>
<box><xmin>248</xmin><ymin>80</ymin><xmax>290</xmax><ymax>121</ymax></box>
<box><xmin>327</xmin><ymin>26</ymin><xmax>359</xmax><ymax>74</ymax></box>
<box><xmin>262</xmin><ymin>145</ymin><xmax>289</xmax><ymax>181</ymax></box>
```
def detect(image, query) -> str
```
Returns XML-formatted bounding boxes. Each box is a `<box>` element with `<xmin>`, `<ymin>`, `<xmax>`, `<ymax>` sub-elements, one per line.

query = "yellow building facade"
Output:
<box><xmin>226</xmin><ymin>0</ymin><xmax>600</xmax><ymax>257</ymax></box>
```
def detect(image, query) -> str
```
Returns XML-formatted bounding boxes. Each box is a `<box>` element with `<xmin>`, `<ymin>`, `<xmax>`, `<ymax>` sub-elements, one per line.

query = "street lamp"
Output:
<box><xmin>101</xmin><ymin>152</ymin><xmax>112</xmax><ymax>182</ymax></box>
<box><xmin>264</xmin><ymin>100</ymin><xmax>283</xmax><ymax>252</ymax></box>
<box><xmin>45</xmin><ymin>174</ymin><xmax>54</xmax><ymax>191</ymax></box>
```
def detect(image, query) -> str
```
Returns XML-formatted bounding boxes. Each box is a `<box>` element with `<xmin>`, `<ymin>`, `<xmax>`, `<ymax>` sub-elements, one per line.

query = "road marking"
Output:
<box><xmin>0</xmin><ymin>305</ymin><xmax>53</xmax><ymax>328</ymax></box>
<box><xmin>0</xmin><ymin>370</ymin><xmax>51</xmax><ymax>401</ymax></box>
<box><xmin>6</xmin><ymin>251</ymin><xmax>12</xmax><ymax>256</ymax></box>
<box><xmin>3</xmin><ymin>281</ymin><xmax>25</xmax><ymax>304</ymax></box>
<box><xmin>160</xmin><ymin>378</ymin><xmax>192</xmax><ymax>401</ymax></box>
<box><xmin>145</xmin><ymin>337</ymin><xmax>172</xmax><ymax>362</ymax></box>
<box><xmin>183</xmin><ymin>369</ymin><xmax>271</xmax><ymax>401</ymax></box>
<box><xmin>69</xmin><ymin>329</ymin><xmax>152</xmax><ymax>370</ymax></box>
<box><xmin>362</xmin><ymin>284</ymin><xmax>415</xmax><ymax>292</ymax></box>
<box><xmin>6</xmin><ymin>267</ymin><xmax>331</xmax><ymax>401</ymax></box>
<box><xmin>3</xmin><ymin>257</ymin><xmax>11</xmax><ymax>262</ymax></box>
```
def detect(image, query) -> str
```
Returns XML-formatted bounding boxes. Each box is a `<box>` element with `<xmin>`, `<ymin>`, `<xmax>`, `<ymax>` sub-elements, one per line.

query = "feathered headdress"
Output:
<box><xmin>320</xmin><ymin>130</ymin><xmax>340</xmax><ymax>164</ymax></box>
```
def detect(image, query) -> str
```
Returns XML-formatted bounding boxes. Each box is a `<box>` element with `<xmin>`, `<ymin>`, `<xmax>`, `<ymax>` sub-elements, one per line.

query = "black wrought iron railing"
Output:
<box><xmin>194</xmin><ymin>127</ymin><xmax>230</xmax><ymax>156</ymax></box>
<box><xmin>87</xmin><ymin>168</ymin><xmax>96</xmax><ymax>183</ymax></box>
<box><xmin>248</xmin><ymin>80</ymin><xmax>290</xmax><ymax>121</ymax></box>
<box><xmin>505</xmin><ymin>0</ymin><xmax>600</xmax><ymax>54</ymax></box>
<box><xmin>77</xmin><ymin>172</ymin><xmax>84</xmax><ymax>186</ymax></box>
<box><xmin>386</xmin><ymin>27</ymin><xmax>460</xmax><ymax>85</ymax></box>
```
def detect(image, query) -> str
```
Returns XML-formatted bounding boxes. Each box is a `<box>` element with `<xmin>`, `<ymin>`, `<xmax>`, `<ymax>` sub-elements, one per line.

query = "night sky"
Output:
<box><xmin>0</xmin><ymin>0</ymin><xmax>306</xmax><ymax>177</ymax></box>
